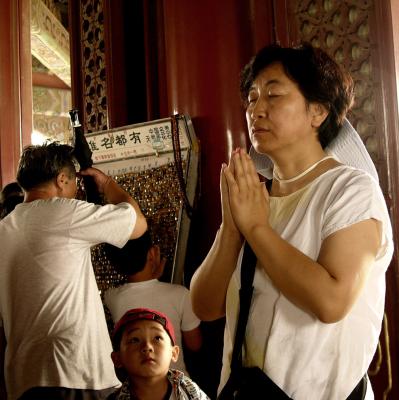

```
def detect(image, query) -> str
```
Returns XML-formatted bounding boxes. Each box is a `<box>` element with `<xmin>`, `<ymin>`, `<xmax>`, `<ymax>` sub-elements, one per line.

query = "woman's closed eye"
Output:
<box><xmin>267</xmin><ymin>89</ymin><xmax>280</xmax><ymax>98</ymax></box>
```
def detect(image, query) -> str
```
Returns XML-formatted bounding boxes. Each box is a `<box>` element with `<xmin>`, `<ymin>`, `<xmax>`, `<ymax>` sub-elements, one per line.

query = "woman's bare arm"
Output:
<box><xmin>247</xmin><ymin>220</ymin><xmax>380</xmax><ymax>323</ymax></box>
<box><xmin>190</xmin><ymin>162</ymin><xmax>243</xmax><ymax>321</ymax></box>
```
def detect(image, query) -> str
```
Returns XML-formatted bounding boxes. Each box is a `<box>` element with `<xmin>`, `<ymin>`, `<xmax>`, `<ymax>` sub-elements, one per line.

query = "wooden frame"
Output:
<box><xmin>0</xmin><ymin>0</ymin><xmax>32</xmax><ymax>186</ymax></box>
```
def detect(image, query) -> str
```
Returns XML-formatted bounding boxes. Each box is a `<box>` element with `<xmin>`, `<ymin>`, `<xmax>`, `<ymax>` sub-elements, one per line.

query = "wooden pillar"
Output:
<box><xmin>159</xmin><ymin>0</ymin><xmax>274</xmax><ymax>276</ymax></box>
<box><xmin>0</xmin><ymin>0</ymin><xmax>32</xmax><ymax>186</ymax></box>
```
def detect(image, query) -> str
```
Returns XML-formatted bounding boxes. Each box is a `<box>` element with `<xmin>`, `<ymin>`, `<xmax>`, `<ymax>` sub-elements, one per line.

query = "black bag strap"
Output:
<box><xmin>229</xmin><ymin>241</ymin><xmax>257</xmax><ymax>373</ymax></box>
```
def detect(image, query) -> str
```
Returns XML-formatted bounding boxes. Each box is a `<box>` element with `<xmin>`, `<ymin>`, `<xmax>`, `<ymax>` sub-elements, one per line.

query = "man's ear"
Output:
<box><xmin>111</xmin><ymin>351</ymin><xmax>123</xmax><ymax>369</ymax></box>
<box><xmin>171</xmin><ymin>345</ymin><xmax>180</xmax><ymax>363</ymax></box>
<box><xmin>310</xmin><ymin>103</ymin><xmax>329</xmax><ymax>129</ymax></box>
<box><xmin>55</xmin><ymin>172</ymin><xmax>66</xmax><ymax>190</ymax></box>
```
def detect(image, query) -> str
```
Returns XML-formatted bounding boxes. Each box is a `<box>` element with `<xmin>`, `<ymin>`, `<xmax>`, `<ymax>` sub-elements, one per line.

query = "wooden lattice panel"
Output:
<box><xmin>80</xmin><ymin>0</ymin><xmax>108</xmax><ymax>133</ymax></box>
<box><xmin>290</xmin><ymin>0</ymin><xmax>380</xmax><ymax>166</ymax></box>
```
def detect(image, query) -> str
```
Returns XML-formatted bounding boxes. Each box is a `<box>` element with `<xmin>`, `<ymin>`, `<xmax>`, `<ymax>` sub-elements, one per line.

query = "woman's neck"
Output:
<box><xmin>273</xmin><ymin>155</ymin><xmax>335</xmax><ymax>184</ymax></box>
<box><xmin>270</xmin><ymin>155</ymin><xmax>340</xmax><ymax>196</ymax></box>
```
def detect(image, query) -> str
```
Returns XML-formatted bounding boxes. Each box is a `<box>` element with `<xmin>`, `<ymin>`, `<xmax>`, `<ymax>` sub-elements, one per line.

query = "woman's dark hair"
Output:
<box><xmin>240</xmin><ymin>43</ymin><xmax>354</xmax><ymax>148</ymax></box>
<box><xmin>104</xmin><ymin>230</ymin><xmax>153</xmax><ymax>276</ymax></box>
<box><xmin>16</xmin><ymin>142</ymin><xmax>76</xmax><ymax>191</ymax></box>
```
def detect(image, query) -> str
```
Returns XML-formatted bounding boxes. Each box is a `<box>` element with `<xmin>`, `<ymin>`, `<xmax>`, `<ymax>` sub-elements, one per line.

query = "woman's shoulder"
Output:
<box><xmin>327</xmin><ymin>163</ymin><xmax>376</xmax><ymax>179</ymax></box>
<box><xmin>305</xmin><ymin>164</ymin><xmax>387</xmax><ymax>218</ymax></box>
<box><xmin>319</xmin><ymin>164</ymin><xmax>380</xmax><ymax>192</ymax></box>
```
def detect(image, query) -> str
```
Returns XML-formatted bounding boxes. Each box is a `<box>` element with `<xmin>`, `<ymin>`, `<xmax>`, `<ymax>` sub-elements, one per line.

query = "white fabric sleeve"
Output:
<box><xmin>180</xmin><ymin>287</ymin><xmax>201</xmax><ymax>332</ymax></box>
<box><xmin>322</xmin><ymin>171</ymin><xmax>391</xmax><ymax>258</ymax></box>
<box><xmin>69</xmin><ymin>200</ymin><xmax>136</xmax><ymax>248</ymax></box>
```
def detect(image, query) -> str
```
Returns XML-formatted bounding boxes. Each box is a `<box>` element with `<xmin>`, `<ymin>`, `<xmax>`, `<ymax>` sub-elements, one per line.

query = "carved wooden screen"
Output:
<box><xmin>288</xmin><ymin>0</ymin><xmax>387</xmax><ymax>186</ymax></box>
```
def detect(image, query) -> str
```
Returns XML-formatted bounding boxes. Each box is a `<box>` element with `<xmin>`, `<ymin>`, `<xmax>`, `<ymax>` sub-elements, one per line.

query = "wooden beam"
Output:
<box><xmin>32</xmin><ymin>71</ymin><xmax>71</xmax><ymax>89</ymax></box>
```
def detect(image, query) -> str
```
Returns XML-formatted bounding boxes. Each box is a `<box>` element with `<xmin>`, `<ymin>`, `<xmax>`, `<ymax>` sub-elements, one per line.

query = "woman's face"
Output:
<box><xmin>245</xmin><ymin>62</ymin><xmax>318</xmax><ymax>157</ymax></box>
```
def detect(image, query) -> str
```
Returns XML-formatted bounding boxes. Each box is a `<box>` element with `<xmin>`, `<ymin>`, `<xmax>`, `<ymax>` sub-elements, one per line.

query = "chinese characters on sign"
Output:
<box><xmin>96</xmin><ymin>151</ymin><xmax>189</xmax><ymax>176</ymax></box>
<box><xmin>86</xmin><ymin>120</ymin><xmax>188</xmax><ymax>164</ymax></box>
<box><xmin>87</xmin><ymin>118</ymin><xmax>190</xmax><ymax>176</ymax></box>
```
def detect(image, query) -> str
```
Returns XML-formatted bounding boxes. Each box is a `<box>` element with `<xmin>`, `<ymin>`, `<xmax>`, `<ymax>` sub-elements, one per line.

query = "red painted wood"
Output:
<box><xmin>32</xmin><ymin>72</ymin><xmax>71</xmax><ymax>90</ymax></box>
<box><xmin>18</xmin><ymin>0</ymin><xmax>33</xmax><ymax>150</ymax></box>
<box><xmin>160</xmin><ymin>0</ymin><xmax>272</xmax><ymax>270</ymax></box>
<box><xmin>0</xmin><ymin>0</ymin><xmax>19</xmax><ymax>187</ymax></box>
<box><xmin>103</xmin><ymin>0</ymin><xmax>128</xmax><ymax>129</ymax></box>
<box><xmin>249</xmin><ymin>0</ymin><xmax>275</xmax><ymax>51</ymax></box>
<box><xmin>0</xmin><ymin>0</ymin><xmax>32</xmax><ymax>187</ymax></box>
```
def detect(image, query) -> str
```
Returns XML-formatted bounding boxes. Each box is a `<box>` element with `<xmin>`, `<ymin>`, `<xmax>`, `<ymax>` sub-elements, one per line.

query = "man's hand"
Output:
<box><xmin>79</xmin><ymin>167</ymin><xmax>111</xmax><ymax>194</ymax></box>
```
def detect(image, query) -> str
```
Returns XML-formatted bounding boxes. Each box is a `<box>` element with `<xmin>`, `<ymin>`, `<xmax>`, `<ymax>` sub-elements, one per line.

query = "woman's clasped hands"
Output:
<box><xmin>221</xmin><ymin>147</ymin><xmax>269</xmax><ymax>239</ymax></box>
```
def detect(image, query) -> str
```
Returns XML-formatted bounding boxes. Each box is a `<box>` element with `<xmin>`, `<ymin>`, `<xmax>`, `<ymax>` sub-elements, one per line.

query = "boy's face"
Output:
<box><xmin>112</xmin><ymin>319</ymin><xmax>179</xmax><ymax>379</ymax></box>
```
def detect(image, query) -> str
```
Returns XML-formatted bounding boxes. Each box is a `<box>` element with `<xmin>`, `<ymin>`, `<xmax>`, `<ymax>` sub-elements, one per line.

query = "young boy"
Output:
<box><xmin>104</xmin><ymin>232</ymin><xmax>202</xmax><ymax>375</ymax></box>
<box><xmin>109</xmin><ymin>308</ymin><xmax>209</xmax><ymax>400</ymax></box>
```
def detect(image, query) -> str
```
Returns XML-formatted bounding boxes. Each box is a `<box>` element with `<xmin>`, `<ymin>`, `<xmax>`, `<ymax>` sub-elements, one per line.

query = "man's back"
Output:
<box><xmin>105</xmin><ymin>279</ymin><xmax>200</xmax><ymax>374</ymax></box>
<box><xmin>0</xmin><ymin>198</ymin><xmax>135</xmax><ymax>399</ymax></box>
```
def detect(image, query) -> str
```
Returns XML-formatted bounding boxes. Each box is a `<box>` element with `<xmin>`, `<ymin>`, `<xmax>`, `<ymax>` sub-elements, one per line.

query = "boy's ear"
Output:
<box><xmin>171</xmin><ymin>345</ymin><xmax>180</xmax><ymax>363</ymax></box>
<box><xmin>111</xmin><ymin>351</ymin><xmax>123</xmax><ymax>369</ymax></box>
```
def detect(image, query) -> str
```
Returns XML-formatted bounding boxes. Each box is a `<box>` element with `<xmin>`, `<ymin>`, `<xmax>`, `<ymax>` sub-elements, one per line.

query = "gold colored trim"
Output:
<box><xmin>368</xmin><ymin>340</ymin><xmax>382</xmax><ymax>376</ymax></box>
<box><xmin>31</xmin><ymin>0</ymin><xmax>70</xmax><ymax>86</ymax></box>
<box><xmin>383</xmin><ymin>313</ymin><xmax>392</xmax><ymax>400</ymax></box>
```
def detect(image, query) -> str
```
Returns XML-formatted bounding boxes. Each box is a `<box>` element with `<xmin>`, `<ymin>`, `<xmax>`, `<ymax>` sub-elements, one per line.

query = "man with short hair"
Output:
<box><xmin>0</xmin><ymin>142</ymin><xmax>147</xmax><ymax>400</ymax></box>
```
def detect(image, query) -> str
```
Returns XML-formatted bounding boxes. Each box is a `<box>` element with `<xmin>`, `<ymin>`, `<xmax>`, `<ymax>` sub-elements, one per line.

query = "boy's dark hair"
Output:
<box><xmin>0</xmin><ymin>196</ymin><xmax>24</xmax><ymax>219</ymax></box>
<box><xmin>16</xmin><ymin>142</ymin><xmax>76</xmax><ymax>191</ymax></box>
<box><xmin>0</xmin><ymin>182</ymin><xmax>24</xmax><ymax>219</ymax></box>
<box><xmin>0</xmin><ymin>182</ymin><xmax>23</xmax><ymax>202</ymax></box>
<box><xmin>104</xmin><ymin>230</ymin><xmax>152</xmax><ymax>276</ymax></box>
<box><xmin>240</xmin><ymin>43</ymin><xmax>354</xmax><ymax>148</ymax></box>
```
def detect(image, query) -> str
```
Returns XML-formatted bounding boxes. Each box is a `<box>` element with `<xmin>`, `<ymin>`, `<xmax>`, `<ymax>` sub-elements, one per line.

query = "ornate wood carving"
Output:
<box><xmin>32</xmin><ymin>86</ymin><xmax>72</xmax><ymax>144</ymax></box>
<box><xmin>288</xmin><ymin>0</ymin><xmax>385</xmax><ymax>182</ymax></box>
<box><xmin>31</xmin><ymin>0</ymin><xmax>70</xmax><ymax>86</ymax></box>
<box><xmin>79</xmin><ymin>0</ymin><xmax>108</xmax><ymax>133</ymax></box>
